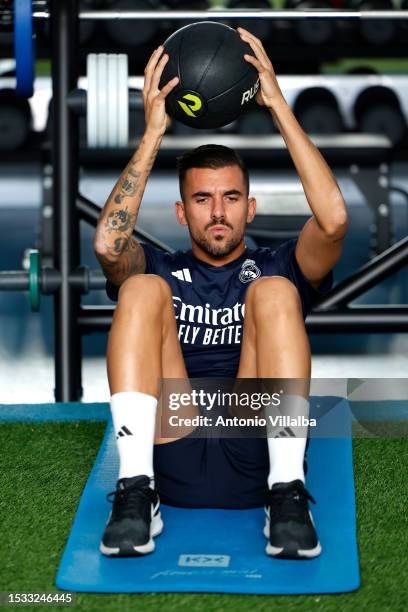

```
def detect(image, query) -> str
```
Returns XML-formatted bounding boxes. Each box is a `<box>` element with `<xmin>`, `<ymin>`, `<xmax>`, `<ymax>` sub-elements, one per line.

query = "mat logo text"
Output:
<box><xmin>178</xmin><ymin>554</ymin><xmax>230</xmax><ymax>567</ymax></box>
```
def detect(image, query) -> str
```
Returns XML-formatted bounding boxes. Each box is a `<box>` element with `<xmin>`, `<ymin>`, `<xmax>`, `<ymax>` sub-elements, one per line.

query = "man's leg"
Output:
<box><xmin>107</xmin><ymin>273</ymin><xmax>196</xmax><ymax>452</ymax></box>
<box><xmin>238</xmin><ymin>275</ymin><xmax>310</xmax><ymax>379</ymax></box>
<box><xmin>237</xmin><ymin>276</ymin><xmax>321</xmax><ymax>559</ymax></box>
<box><xmin>101</xmin><ymin>274</ymin><xmax>197</xmax><ymax>557</ymax></box>
<box><xmin>237</xmin><ymin>275</ymin><xmax>310</xmax><ymax>484</ymax></box>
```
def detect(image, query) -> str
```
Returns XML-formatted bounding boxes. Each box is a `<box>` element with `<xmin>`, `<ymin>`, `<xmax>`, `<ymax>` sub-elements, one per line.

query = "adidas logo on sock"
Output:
<box><xmin>116</xmin><ymin>425</ymin><xmax>133</xmax><ymax>439</ymax></box>
<box><xmin>274</xmin><ymin>426</ymin><xmax>296</xmax><ymax>438</ymax></box>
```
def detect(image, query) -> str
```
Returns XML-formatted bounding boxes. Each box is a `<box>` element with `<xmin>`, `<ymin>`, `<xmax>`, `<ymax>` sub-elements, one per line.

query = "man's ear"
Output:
<box><xmin>246</xmin><ymin>196</ymin><xmax>256</xmax><ymax>224</ymax></box>
<box><xmin>175</xmin><ymin>200</ymin><xmax>188</xmax><ymax>226</ymax></box>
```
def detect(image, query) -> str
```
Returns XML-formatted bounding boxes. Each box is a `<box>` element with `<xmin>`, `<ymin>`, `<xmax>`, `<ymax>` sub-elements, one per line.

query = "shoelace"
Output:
<box><xmin>267</xmin><ymin>484</ymin><xmax>316</xmax><ymax>523</ymax></box>
<box><xmin>106</xmin><ymin>482</ymin><xmax>155</xmax><ymax>521</ymax></box>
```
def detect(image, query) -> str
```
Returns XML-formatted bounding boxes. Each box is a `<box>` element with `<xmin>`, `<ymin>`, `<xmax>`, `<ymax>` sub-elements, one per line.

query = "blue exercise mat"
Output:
<box><xmin>56</xmin><ymin>397</ymin><xmax>360</xmax><ymax>594</ymax></box>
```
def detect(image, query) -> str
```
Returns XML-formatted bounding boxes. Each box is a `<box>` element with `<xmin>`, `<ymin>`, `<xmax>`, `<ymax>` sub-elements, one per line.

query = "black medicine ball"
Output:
<box><xmin>159</xmin><ymin>21</ymin><xmax>260</xmax><ymax>129</ymax></box>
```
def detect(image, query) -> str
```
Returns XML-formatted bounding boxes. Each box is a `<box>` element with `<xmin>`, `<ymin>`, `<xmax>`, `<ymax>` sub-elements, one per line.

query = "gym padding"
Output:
<box><xmin>14</xmin><ymin>0</ymin><xmax>34</xmax><ymax>98</ymax></box>
<box><xmin>56</xmin><ymin>397</ymin><xmax>360</xmax><ymax>594</ymax></box>
<box><xmin>0</xmin><ymin>403</ymin><xmax>109</xmax><ymax>422</ymax></box>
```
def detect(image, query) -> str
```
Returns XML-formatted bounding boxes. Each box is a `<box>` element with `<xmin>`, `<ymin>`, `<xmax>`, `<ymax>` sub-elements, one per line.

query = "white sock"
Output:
<box><xmin>110</xmin><ymin>391</ymin><xmax>157</xmax><ymax>484</ymax></box>
<box><xmin>266</xmin><ymin>394</ymin><xmax>309</xmax><ymax>489</ymax></box>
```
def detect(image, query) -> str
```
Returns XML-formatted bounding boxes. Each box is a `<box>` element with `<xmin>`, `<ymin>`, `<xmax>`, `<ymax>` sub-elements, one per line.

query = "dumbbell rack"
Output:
<box><xmin>2</xmin><ymin>1</ymin><xmax>408</xmax><ymax>401</ymax></box>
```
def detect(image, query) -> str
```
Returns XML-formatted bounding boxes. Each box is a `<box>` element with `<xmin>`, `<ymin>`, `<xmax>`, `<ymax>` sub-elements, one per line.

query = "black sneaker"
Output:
<box><xmin>264</xmin><ymin>479</ymin><xmax>322</xmax><ymax>559</ymax></box>
<box><xmin>100</xmin><ymin>475</ymin><xmax>163</xmax><ymax>557</ymax></box>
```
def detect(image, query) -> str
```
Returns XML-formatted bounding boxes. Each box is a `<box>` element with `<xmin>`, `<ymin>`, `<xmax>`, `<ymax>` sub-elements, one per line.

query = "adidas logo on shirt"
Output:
<box><xmin>116</xmin><ymin>425</ymin><xmax>133</xmax><ymax>439</ymax></box>
<box><xmin>171</xmin><ymin>268</ymin><xmax>192</xmax><ymax>283</ymax></box>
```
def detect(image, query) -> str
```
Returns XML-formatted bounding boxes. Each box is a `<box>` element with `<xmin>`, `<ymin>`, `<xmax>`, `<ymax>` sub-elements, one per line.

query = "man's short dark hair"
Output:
<box><xmin>176</xmin><ymin>144</ymin><xmax>249</xmax><ymax>200</ymax></box>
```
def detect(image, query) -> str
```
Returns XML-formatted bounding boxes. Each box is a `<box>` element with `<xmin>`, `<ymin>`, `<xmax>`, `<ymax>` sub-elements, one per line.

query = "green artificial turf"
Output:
<box><xmin>0</xmin><ymin>422</ymin><xmax>407</xmax><ymax>612</ymax></box>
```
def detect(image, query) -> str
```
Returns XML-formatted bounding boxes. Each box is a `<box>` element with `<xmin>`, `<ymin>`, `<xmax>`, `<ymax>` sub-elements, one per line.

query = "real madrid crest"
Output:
<box><xmin>239</xmin><ymin>259</ymin><xmax>261</xmax><ymax>284</ymax></box>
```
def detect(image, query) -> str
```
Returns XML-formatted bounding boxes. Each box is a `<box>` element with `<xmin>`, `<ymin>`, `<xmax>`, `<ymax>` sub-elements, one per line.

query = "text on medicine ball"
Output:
<box><xmin>241</xmin><ymin>79</ymin><xmax>260</xmax><ymax>105</ymax></box>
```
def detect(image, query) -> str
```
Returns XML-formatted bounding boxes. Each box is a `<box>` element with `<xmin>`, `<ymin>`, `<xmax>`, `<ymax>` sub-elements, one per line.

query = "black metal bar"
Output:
<box><xmin>306</xmin><ymin>308</ymin><xmax>408</xmax><ymax>332</ymax></box>
<box><xmin>351</xmin><ymin>166</ymin><xmax>392</xmax><ymax>255</ymax></box>
<box><xmin>77</xmin><ymin>305</ymin><xmax>408</xmax><ymax>334</ymax></box>
<box><xmin>87</xmin><ymin>270</ymin><xmax>106</xmax><ymax>291</ymax></box>
<box><xmin>67</xmin><ymin>89</ymin><xmax>143</xmax><ymax>115</ymax></box>
<box><xmin>315</xmin><ymin>235</ymin><xmax>408</xmax><ymax>310</ymax></box>
<box><xmin>78</xmin><ymin>134</ymin><xmax>391</xmax><ymax>168</ymax></box>
<box><xmin>69</xmin><ymin>266</ymin><xmax>106</xmax><ymax>292</ymax></box>
<box><xmin>50</xmin><ymin>0</ymin><xmax>81</xmax><ymax>401</ymax></box>
<box><xmin>77</xmin><ymin>194</ymin><xmax>175</xmax><ymax>254</ymax></box>
<box><xmin>0</xmin><ymin>272</ymin><xmax>28</xmax><ymax>290</ymax></box>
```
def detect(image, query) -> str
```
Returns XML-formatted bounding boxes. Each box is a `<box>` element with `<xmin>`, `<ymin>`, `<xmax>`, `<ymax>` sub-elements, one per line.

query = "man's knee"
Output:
<box><xmin>245</xmin><ymin>275</ymin><xmax>302</xmax><ymax>314</ymax></box>
<box><xmin>118</xmin><ymin>274</ymin><xmax>173</xmax><ymax>305</ymax></box>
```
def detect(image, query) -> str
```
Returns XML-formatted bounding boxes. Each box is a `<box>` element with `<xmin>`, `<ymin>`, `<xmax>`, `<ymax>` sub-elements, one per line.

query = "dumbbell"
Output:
<box><xmin>237</xmin><ymin>107</ymin><xmax>277</xmax><ymax>135</ymax></box>
<box><xmin>0</xmin><ymin>0</ymin><xmax>13</xmax><ymax>47</ymax></box>
<box><xmin>105</xmin><ymin>0</ymin><xmax>162</xmax><ymax>47</ymax></box>
<box><xmin>347</xmin><ymin>0</ymin><xmax>397</xmax><ymax>45</ymax></box>
<box><xmin>78</xmin><ymin>1</ymin><xmax>97</xmax><ymax>45</ymax></box>
<box><xmin>160</xmin><ymin>1</ymin><xmax>212</xmax><ymax>34</ymax></box>
<box><xmin>294</xmin><ymin>90</ymin><xmax>343</xmax><ymax>134</ymax></box>
<box><xmin>0</xmin><ymin>89</ymin><xmax>32</xmax><ymax>150</ymax></box>
<box><xmin>355</xmin><ymin>92</ymin><xmax>406</xmax><ymax>145</ymax></box>
<box><xmin>284</xmin><ymin>0</ymin><xmax>336</xmax><ymax>45</ymax></box>
<box><xmin>164</xmin><ymin>0</ymin><xmax>209</xmax><ymax>8</ymax></box>
<box><xmin>226</xmin><ymin>0</ymin><xmax>272</xmax><ymax>41</ymax></box>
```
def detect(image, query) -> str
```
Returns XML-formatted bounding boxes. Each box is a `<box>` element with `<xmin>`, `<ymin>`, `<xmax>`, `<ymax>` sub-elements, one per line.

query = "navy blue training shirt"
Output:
<box><xmin>106</xmin><ymin>238</ymin><xmax>333</xmax><ymax>378</ymax></box>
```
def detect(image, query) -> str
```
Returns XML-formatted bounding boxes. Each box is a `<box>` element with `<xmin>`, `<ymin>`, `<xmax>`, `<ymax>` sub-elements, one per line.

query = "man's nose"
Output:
<box><xmin>211</xmin><ymin>196</ymin><xmax>226</xmax><ymax>220</ymax></box>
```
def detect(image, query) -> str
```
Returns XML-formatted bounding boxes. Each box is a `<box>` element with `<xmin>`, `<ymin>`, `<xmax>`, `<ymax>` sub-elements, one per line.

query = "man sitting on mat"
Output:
<box><xmin>94</xmin><ymin>28</ymin><xmax>348</xmax><ymax>559</ymax></box>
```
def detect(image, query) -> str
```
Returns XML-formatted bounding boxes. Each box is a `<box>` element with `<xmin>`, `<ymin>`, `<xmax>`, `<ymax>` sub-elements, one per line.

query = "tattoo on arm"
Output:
<box><xmin>105</xmin><ymin>207</ymin><xmax>136</xmax><ymax>233</ymax></box>
<box><xmin>113</xmin><ymin>166</ymin><xmax>142</xmax><ymax>204</ymax></box>
<box><xmin>95</xmin><ymin>136</ymin><xmax>161</xmax><ymax>282</ymax></box>
<box><xmin>112</xmin><ymin>237</ymin><xmax>131</xmax><ymax>254</ymax></box>
<box><xmin>97</xmin><ymin>236</ymin><xmax>146</xmax><ymax>284</ymax></box>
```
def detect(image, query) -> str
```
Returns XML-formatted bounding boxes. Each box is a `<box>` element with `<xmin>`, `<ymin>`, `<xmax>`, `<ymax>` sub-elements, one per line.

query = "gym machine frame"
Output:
<box><xmin>2</xmin><ymin>1</ymin><xmax>408</xmax><ymax>401</ymax></box>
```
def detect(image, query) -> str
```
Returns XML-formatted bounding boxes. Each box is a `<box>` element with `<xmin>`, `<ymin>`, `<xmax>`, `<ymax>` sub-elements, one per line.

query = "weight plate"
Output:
<box><xmin>87</xmin><ymin>54</ymin><xmax>98</xmax><ymax>147</ymax></box>
<box><xmin>107</xmin><ymin>54</ymin><xmax>119</xmax><ymax>147</ymax></box>
<box><xmin>29</xmin><ymin>249</ymin><xmax>40</xmax><ymax>312</ymax></box>
<box><xmin>14</xmin><ymin>0</ymin><xmax>34</xmax><ymax>97</ymax></box>
<box><xmin>117</xmin><ymin>54</ymin><xmax>129</xmax><ymax>147</ymax></box>
<box><xmin>97</xmin><ymin>53</ymin><xmax>109</xmax><ymax>147</ymax></box>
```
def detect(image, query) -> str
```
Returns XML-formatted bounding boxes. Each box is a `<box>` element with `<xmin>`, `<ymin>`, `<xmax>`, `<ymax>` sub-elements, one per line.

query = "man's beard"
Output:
<box><xmin>190</xmin><ymin>225</ymin><xmax>243</xmax><ymax>258</ymax></box>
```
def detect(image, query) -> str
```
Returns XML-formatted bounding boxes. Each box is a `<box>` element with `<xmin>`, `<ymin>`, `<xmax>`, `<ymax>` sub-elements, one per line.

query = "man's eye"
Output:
<box><xmin>197</xmin><ymin>198</ymin><xmax>207</xmax><ymax>203</ymax></box>
<box><xmin>226</xmin><ymin>197</ymin><xmax>238</xmax><ymax>202</ymax></box>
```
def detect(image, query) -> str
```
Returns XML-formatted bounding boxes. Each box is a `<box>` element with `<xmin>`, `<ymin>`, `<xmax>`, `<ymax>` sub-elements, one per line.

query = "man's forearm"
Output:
<box><xmin>269</xmin><ymin>96</ymin><xmax>348</xmax><ymax>236</ymax></box>
<box><xmin>93</xmin><ymin>129</ymin><xmax>163</xmax><ymax>258</ymax></box>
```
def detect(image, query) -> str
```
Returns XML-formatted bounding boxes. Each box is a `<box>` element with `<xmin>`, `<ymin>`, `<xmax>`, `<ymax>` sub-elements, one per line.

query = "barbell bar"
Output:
<box><xmin>0</xmin><ymin>195</ymin><xmax>175</xmax><ymax>311</ymax></box>
<box><xmin>0</xmin><ymin>249</ymin><xmax>107</xmax><ymax>312</ymax></box>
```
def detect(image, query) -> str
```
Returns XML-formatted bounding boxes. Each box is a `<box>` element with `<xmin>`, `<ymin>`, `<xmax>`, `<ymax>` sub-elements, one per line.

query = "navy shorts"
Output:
<box><xmin>153</xmin><ymin>434</ymin><xmax>310</xmax><ymax>509</ymax></box>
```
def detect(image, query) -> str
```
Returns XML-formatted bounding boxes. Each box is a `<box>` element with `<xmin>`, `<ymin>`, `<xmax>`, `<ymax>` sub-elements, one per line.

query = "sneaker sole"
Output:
<box><xmin>100</xmin><ymin>512</ymin><xmax>164</xmax><ymax>557</ymax></box>
<box><xmin>263</xmin><ymin>518</ymin><xmax>322</xmax><ymax>560</ymax></box>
